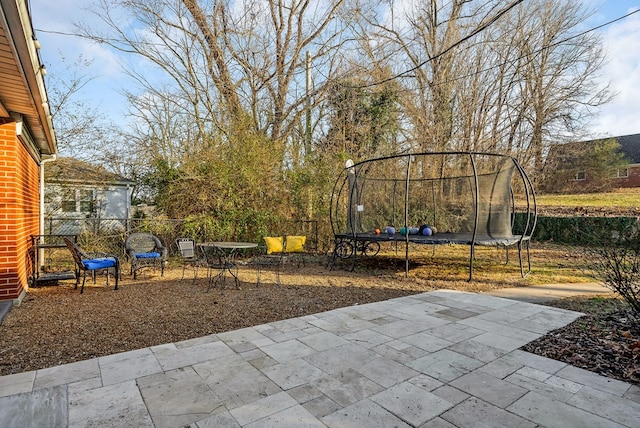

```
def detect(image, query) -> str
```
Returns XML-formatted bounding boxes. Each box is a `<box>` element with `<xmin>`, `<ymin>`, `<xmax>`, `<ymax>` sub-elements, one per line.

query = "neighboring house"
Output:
<box><xmin>0</xmin><ymin>0</ymin><xmax>57</xmax><ymax>304</ymax></box>
<box><xmin>609</xmin><ymin>134</ymin><xmax>640</xmax><ymax>188</ymax></box>
<box><xmin>44</xmin><ymin>157</ymin><xmax>133</xmax><ymax>234</ymax></box>
<box><xmin>543</xmin><ymin>133</ymin><xmax>640</xmax><ymax>193</ymax></box>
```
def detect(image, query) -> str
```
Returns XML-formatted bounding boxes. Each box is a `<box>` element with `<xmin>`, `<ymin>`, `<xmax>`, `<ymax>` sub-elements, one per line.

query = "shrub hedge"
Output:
<box><xmin>514</xmin><ymin>214</ymin><xmax>638</xmax><ymax>245</ymax></box>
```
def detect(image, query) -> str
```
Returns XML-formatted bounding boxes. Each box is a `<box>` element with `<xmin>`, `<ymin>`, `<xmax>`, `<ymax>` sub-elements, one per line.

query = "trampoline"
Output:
<box><xmin>329</xmin><ymin>152</ymin><xmax>537</xmax><ymax>280</ymax></box>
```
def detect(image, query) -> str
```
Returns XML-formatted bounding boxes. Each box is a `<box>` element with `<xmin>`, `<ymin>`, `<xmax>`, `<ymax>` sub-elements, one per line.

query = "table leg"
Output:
<box><xmin>206</xmin><ymin>268</ymin><xmax>224</xmax><ymax>292</ymax></box>
<box><xmin>226</xmin><ymin>249</ymin><xmax>240</xmax><ymax>289</ymax></box>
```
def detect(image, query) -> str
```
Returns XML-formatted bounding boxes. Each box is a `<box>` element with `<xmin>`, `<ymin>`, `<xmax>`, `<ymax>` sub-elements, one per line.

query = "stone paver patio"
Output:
<box><xmin>1</xmin><ymin>289</ymin><xmax>638</xmax><ymax>427</ymax></box>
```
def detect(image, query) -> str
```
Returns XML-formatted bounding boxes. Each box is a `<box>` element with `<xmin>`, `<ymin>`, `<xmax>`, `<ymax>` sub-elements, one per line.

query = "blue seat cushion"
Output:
<box><xmin>82</xmin><ymin>257</ymin><xmax>117</xmax><ymax>270</ymax></box>
<box><xmin>135</xmin><ymin>252</ymin><xmax>161</xmax><ymax>259</ymax></box>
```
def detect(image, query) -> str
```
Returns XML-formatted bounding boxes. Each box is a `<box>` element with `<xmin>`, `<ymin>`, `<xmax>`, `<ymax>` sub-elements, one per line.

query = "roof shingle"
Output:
<box><xmin>45</xmin><ymin>157</ymin><xmax>131</xmax><ymax>184</ymax></box>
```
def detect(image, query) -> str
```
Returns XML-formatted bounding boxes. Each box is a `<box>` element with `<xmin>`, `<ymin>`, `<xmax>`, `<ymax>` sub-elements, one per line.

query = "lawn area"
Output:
<box><xmin>347</xmin><ymin>242</ymin><xmax>594</xmax><ymax>288</ymax></box>
<box><xmin>536</xmin><ymin>188</ymin><xmax>640</xmax><ymax>209</ymax></box>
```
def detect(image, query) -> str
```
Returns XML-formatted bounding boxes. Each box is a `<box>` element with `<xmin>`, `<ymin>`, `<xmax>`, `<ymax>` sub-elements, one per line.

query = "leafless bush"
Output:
<box><xmin>585</xmin><ymin>233</ymin><xmax>640</xmax><ymax>318</ymax></box>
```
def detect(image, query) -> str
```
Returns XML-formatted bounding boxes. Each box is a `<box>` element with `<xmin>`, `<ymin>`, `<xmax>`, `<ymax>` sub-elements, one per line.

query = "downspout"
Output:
<box><xmin>39</xmin><ymin>154</ymin><xmax>56</xmax><ymax>268</ymax></box>
<box><xmin>126</xmin><ymin>182</ymin><xmax>132</xmax><ymax>232</ymax></box>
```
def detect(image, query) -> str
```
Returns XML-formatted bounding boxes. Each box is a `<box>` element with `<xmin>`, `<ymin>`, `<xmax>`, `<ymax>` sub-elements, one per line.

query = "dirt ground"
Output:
<box><xmin>0</xmin><ymin>247</ymin><xmax>637</xmax><ymax>385</ymax></box>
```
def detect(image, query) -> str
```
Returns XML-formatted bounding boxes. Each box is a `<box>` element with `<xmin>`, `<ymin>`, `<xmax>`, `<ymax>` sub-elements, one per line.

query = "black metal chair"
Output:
<box><xmin>199</xmin><ymin>244</ymin><xmax>228</xmax><ymax>292</ymax></box>
<box><xmin>253</xmin><ymin>236</ymin><xmax>289</xmax><ymax>285</ymax></box>
<box><xmin>253</xmin><ymin>235</ymin><xmax>308</xmax><ymax>285</ymax></box>
<box><xmin>125</xmin><ymin>233</ymin><xmax>167</xmax><ymax>279</ymax></box>
<box><xmin>64</xmin><ymin>238</ymin><xmax>120</xmax><ymax>294</ymax></box>
<box><xmin>284</xmin><ymin>235</ymin><xmax>308</xmax><ymax>268</ymax></box>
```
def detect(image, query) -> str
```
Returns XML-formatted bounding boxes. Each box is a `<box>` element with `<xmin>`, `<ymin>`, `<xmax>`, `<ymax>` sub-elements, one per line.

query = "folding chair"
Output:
<box><xmin>176</xmin><ymin>238</ymin><xmax>202</xmax><ymax>281</ymax></box>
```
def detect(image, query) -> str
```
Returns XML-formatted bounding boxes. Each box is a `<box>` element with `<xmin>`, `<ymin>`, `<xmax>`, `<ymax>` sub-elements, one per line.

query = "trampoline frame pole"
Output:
<box><xmin>469</xmin><ymin>153</ymin><xmax>479</xmax><ymax>281</ymax></box>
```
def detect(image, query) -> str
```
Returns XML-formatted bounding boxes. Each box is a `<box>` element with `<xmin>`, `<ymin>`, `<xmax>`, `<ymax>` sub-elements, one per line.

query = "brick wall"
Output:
<box><xmin>563</xmin><ymin>164</ymin><xmax>640</xmax><ymax>192</ymax></box>
<box><xmin>615</xmin><ymin>165</ymin><xmax>640</xmax><ymax>188</ymax></box>
<box><xmin>0</xmin><ymin>118</ymin><xmax>40</xmax><ymax>302</ymax></box>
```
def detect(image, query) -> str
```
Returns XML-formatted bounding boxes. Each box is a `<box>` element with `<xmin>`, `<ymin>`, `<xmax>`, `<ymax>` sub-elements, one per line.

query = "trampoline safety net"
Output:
<box><xmin>329</xmin><ymin>152</ymin><xmax>537</xmax><ymax>280</ymax></box>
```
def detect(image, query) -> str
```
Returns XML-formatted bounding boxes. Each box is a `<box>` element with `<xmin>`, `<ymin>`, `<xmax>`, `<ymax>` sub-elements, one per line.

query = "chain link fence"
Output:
<box><xmin>42</xmin><ymin>217</ymin><xmax>324</xmax><ymax>258</ymax></box>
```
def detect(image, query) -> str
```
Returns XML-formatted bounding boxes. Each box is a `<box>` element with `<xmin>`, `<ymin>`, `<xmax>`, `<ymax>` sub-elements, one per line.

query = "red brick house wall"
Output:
<box><xmin>0</xmin><ymin>118</ymin><xmax>40</xmax><ymax>302</ymax></box>
<box><xmin>545</xmin><ymin>134</ymin><xmax>640</xmax><ymax>192</ymax></box>
<box><xmin>1</xmin><ymin>0</ymin><xmax>57</xmax><ymax>304</ymax></box>
<box><xmin>567</xmin><ymin>165</ymin><xmax>640</xmax><ymax>192</ymax></box>
<box><xmin>614</xmin><ymin>165</ymin><xmax>640</xmax><ymax>188</ymax></box>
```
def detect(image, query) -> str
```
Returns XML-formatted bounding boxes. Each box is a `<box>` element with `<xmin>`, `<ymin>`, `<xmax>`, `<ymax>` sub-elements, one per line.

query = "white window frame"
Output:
<box><xmin>59</xmin><ymin>188</ymin><xmax>96</xmax><ymax>213</ymax></box>
<box><xmin>61</xmin><ymin>188</ymin><xmax>76</xmax><ymax>213</ymax></box>
<box><xmin>78</xmin><ymin>189</ymin><xmax>95</xmax><ymax>213</ymax></box>
<box><xmin>616</xmin><ymin>168</ymin><xmax>629</xmax><ymax>178</ymax></box>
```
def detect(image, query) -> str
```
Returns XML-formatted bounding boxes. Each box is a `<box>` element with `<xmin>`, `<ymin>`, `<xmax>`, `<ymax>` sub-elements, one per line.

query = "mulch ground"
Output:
<box><xmin>524</xmin><ymin>297</ymin><xmax>640</xmax><ymax>385</ymax></box>
<box><xmin>0</xmin><ymin>261</ymin><xmax>427</xmax><ymax>375</ymax></box>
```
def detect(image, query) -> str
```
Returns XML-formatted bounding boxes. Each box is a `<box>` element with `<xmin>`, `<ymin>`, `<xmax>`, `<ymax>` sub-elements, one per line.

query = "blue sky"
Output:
<box><xmin>31</xmin><ymin>0</ymin><xmax>640</xmax><ymax>138</ymax></box>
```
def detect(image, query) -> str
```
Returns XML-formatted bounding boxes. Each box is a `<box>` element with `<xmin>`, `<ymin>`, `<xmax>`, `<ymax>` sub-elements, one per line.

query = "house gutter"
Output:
<box><xmin>38</xmin><ymin>153</ymin><xmax>56</xmax><ymax>267</ymax></box>
<box><xmin>126</xmin><ymin>182</ymin><xmax>132</xmax><ymax>229</ymax></box>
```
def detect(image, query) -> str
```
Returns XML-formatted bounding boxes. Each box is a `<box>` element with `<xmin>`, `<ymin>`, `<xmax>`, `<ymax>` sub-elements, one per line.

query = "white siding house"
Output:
<box><xmin>44</xmin><ymin>157</ymin><xmax>133</xmax><ymax>234</ymax></box>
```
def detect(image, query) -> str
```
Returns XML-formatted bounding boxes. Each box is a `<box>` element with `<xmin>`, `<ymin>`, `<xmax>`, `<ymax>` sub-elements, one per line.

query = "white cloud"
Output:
<box><xmin>31</xmin><ymin>0</ymin><xmax>140</xmax><ymax>120</ymax></box>
<box><xmin>588</xmin><ymin>10</ymin><xmax>640</xmax><ymax>136</ymax></box>
<box><xmin>32</xmin><ymin>0</ymin><xmax>126</xmax><ymax>76</ymax></box>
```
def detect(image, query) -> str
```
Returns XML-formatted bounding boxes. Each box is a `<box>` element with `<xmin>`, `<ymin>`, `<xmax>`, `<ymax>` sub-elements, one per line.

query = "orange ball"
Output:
<box><xmin>374</xmin><ymin>228</ymin><xmax>381</xmax><ymax>234</ymax></box>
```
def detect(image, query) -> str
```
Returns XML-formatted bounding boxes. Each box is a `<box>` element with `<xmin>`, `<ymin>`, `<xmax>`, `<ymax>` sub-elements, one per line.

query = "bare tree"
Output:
<box><xmin>68</xmin><ymin>0</ymin><xmax>612</xmax><ymax>224</ymax></box>
<box><xmin>357</xmin><ymin>0</ymin><xmax>506</xmax><ymax>153</ymax></box>
<box><xmin>46</xmin><ymin>55</ymin><xmax>111</xmax><ymax>160</ymax></box>
<box><xmin>513</xmin><ymin>0</ymin><xmax>610</xmax><ymax>173</ymax></box>
<box><xmin>79</xmin><ymin>0</ymin><xmax>350</xmax><ymax>148</ymax></box>
<box><xmin>350</xmin><ymin>0</ymin><xmax>610</xmax><ymax>176</ymax></box>
<box><xmin>75</xmin><ymin>0</ymin><xmax>355</xmax><ymax>220</ymax></box>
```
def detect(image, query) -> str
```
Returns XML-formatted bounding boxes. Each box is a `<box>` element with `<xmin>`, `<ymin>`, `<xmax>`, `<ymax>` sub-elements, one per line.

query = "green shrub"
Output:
<box><xmin>514</xmin><ymin>214</ymin><xmax>637</xmax><ymax>245</ymax></box>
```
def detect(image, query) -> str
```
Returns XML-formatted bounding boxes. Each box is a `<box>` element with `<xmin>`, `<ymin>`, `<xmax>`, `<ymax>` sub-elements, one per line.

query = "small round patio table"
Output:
<box><xmin>198</xmin><ymin>242</ymin><xmax>257</xmax><ymax>290</ymax></box>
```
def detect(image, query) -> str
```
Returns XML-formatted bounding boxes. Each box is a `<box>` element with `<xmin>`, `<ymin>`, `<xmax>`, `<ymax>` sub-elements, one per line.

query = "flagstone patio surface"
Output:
<box><xmin>1</xmin><ymin>290</ymin><xmax>638</xmax><ymax>427</ymax></box>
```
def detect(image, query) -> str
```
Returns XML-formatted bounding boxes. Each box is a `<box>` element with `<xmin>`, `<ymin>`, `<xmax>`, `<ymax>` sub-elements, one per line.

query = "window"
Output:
<box><xmin>573</xmin><ymin>171</ymin><xmax>586</xmax><ymax>181</ymax></box>
<box><xmin>61</xmin><ymin>188</ymin><xmax>76</xmax><ymax>212</ymax></box>
<box><xmin>78</xmin><ymin>189</ymin><xmax>94</xmax><ymax>213</ymax></box>
<box><xmin>60</xmin><ymin>188</ymin><xmax>95</xmax><ymax>213</ymax></box>
<box><xmin>616</xmin><ymin>168</ymin><xmax>629</xmax><ymax>178</ymax></box>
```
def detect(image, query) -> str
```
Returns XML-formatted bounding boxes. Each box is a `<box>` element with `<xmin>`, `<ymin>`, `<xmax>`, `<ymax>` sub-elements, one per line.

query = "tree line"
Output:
<box><xmin>49</xmin><ymin>0</ymin><xmax>614</xmax><ymax>242</ymax></box>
